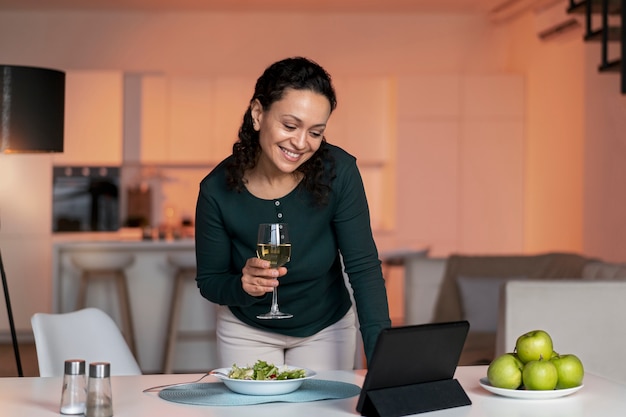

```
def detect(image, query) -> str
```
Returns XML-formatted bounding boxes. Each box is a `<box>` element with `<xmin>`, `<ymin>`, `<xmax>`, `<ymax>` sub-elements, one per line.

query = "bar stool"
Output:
<box><xmin>70</xmin><ymin>252</ymin><xmax>137</xmax><ymax>359</ymax></box>
<box><xmin>163</xmin><ymin>252</ymin><xmax>215</xmax><ymax>374</ymax></box>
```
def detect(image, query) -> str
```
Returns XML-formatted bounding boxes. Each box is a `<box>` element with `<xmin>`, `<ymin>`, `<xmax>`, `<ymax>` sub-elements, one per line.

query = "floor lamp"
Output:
<box><xmin>1</xmin><ymin>65</ymin><xmax>65</xmax><ymax>377</ymax></box>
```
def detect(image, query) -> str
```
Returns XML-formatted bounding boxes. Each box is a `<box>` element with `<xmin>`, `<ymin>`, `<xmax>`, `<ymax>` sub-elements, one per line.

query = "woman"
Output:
<box><xmin>195</xmin><ymin>57</ymin><xmax>390</xmax><ymax>370</ymax></box>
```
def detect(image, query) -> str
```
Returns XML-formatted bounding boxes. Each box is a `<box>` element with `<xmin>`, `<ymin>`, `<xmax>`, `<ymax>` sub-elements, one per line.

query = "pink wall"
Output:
<box><xmin>2</xmin><ymin>8</ymin><xmax>625</xmax><ymax>334</ymax></box>
<box><xmin>506</xmin><ymin>13</ymin><xmax>585</xmax><ymax>255</ymax></box>
<box><xmin>506</xmin><ymin>11</ymin><xmax>626</xmax><ymax>262</ymax></box>
<box><xmin>0</xmin><ymin>9</ymin><xmax>623</xmax><ymax>275</ymax></box>
<box><xmin>394</xmin><ymin>74</ymin><xmax>526</xmax><ymax>256</ymax></box>
<box><xmin>0</xmin><ymin>11</ymin><xmax>505</xmax><ymax>75</ymax></box>
<box><xmin>582</xmin><ymin>46</ymin><xmax>626</xmax><ymax>263</ymax></box>
<box><xmin>0</xmin><ymin>11</ymin><xmax>517</xmax><ymax>330</ymax></box>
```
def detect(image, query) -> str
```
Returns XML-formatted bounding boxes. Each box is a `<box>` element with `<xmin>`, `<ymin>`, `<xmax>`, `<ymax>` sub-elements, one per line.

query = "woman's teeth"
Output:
<box><xmin>282</xmin><ymin>148</ymin><xmax>299</xmax><ymax>159</ymax></box>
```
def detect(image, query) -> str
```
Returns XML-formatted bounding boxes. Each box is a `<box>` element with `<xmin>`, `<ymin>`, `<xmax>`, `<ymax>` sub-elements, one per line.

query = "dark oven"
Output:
<box><xmin>52</xmin><ymin>166</ymin><xmax>120</xmax><ymax>232</ymax></box>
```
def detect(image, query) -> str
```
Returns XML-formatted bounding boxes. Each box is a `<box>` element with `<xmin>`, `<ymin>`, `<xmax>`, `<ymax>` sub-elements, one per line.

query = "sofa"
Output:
<box><xmin>402</xmin><ymin>252</ymin><xmax>626</xmax><ymax>366</ymax></box>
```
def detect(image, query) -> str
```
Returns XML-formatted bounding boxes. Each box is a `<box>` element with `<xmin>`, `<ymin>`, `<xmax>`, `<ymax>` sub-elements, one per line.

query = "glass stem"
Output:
<box><xmin>270</xmin><ymin>288</ymin><xmax>279</xmax><ymax>314</ymax></box>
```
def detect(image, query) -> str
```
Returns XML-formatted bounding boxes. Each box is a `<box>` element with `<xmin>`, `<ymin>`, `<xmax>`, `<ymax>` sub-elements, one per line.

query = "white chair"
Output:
<box><xmin>403</xmin><ymin>256</ymin><xmax>446</xmax><ymax>325</ymax></box>
<box><xmin>31</xmin><ymin>308</ymin><xmax>142</xmax><ymax>377</ymax></box>
<box><xmin>496</xmin><ymin>280</ymin><xmax>626</xmax><ymax>384</ymax></box>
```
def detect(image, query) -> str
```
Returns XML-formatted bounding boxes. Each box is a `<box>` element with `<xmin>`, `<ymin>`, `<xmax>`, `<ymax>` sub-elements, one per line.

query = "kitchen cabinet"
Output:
<box><xmin>326</xmin><ymin>76</ymin><xmax>397</xmax><ymax>231</ymax></box>
<box><xmin>168</xmin><ymin>76</ymin><xmax>214</xmax><ymax>163</ymax></box>
<box><xmin>138</xmin><ymin>74</ymin><xmax>168</xmax><ymax>163</ymax></box>
<box><xmin>136</xmin><ymin>74</ymin><xmax>395</xmax><ymax>167</ymax></box>
<box><xmin>211</xmin><ymin>76</ymin><xmax>255</xmax><ymax>161</ymax></box>
<box><xmin>133</xmin><ymin>74</ymin><xmax>396</xmax><ymax>231</ymax></box>
<box><xmin>53</xmin><ymin>71</ymin><xmax>124</xmax><ymax>165</ymax></box>
<box><xmin>138</xmin><ymin>75</ymin><xmax>253</xmax><ymax>165</ymax></box>
<box><xmin>326</xmin><ymin>76</ymin><xmax>395</xmax><ymax>164</ymax></box>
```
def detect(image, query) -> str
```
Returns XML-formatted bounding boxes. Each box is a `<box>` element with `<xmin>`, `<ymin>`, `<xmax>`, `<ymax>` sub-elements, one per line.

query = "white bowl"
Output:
<box><xmin>210</xmin><ymin>366</ymin><xmax>316</xmax><ymax>396</ymax></box>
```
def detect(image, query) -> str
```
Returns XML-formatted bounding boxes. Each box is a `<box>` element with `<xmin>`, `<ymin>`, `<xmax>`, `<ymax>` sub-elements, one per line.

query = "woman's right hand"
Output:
<box><xmin>241</xmin><ymin>257</ymin><xmax>287</xmax><ymax>297</ymax></box>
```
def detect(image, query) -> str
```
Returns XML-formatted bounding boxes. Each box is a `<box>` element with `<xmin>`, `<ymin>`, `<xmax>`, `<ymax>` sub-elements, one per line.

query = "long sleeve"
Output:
<box><xmin>194</xmin><ymin>145</ymin><xmax>390</xmax><ymax>363</ymax></box>
<box><xmin>195</xmin><ymin>169</ymin><xmax>262</xmax><ymax>307</ymax></box>
<box><xmin>331</xmin><ymin>150</ymin><xmax>392</xmax><ymax>363</ymax></box>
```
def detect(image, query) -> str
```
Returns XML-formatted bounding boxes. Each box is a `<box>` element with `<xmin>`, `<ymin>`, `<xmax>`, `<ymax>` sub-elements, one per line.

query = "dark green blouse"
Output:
<box><xmin>194</xmin><ymin>143</ymin><xmax>391</xmax><ymax>363</ymax></box>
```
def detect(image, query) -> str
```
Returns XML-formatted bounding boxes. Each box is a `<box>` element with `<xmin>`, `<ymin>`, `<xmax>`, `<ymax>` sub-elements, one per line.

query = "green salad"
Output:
<box><xmin>227</xmin><ymin>360</ymin><xmax>306</xmax><ymax>381</ymax></box>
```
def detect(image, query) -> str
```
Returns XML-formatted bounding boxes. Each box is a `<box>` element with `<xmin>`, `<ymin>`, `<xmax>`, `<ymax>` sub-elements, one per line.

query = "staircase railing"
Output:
<box><xmin>569</xmin><ymin>0</ymin><xmax>625</xmax><ymax>94</ymax></box>
<box><xmin>622</xmin><ymin>0</ymin><xmax>625</xmax><ymax>93</ymax></box>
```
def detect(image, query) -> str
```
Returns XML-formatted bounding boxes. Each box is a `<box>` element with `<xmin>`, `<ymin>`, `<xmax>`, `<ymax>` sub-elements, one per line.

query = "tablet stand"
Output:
<box><xmin>359</xmin><ymin>378</ymin><xmax>471</xmax><ymax>417</ymax></box>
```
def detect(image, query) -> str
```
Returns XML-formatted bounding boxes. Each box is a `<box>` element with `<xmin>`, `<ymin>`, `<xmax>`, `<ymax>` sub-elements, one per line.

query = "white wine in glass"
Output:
<box><xmin>256</xmin><ymin>223</ymin><xmax>292</xmax><ymax>319</ymax></box>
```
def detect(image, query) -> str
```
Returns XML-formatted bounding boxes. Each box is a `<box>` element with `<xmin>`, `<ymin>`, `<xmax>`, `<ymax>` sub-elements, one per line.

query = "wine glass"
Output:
<box><xmin>256</xmin><ymin>223</ymin><xmax>293</xmax><ymax>319</ymax></box>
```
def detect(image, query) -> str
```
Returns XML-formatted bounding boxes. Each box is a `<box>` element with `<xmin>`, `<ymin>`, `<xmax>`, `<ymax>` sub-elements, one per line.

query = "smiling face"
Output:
<box><xmin>251</xmin><ymin>88</ymin><xmax>331</xmax><ymax>177</ymax></box>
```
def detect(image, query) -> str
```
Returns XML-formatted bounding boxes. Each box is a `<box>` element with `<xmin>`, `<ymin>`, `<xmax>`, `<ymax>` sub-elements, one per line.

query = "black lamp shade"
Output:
<box><xmin>1</xmin><ymin>65</ymin><xmax>65</xmax><ymax>153</ymax></box>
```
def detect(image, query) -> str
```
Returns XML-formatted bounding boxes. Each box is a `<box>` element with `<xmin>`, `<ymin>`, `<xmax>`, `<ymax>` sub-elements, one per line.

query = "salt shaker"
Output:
<box><xmin>85</xmin><ymin>362</ymin><xmax>113</xmax><ymax>417</ymax></box>
<box><xmin>60</xmin><ymin>359</ymin><xmax>86</xmax><ymax>415</ymax></box>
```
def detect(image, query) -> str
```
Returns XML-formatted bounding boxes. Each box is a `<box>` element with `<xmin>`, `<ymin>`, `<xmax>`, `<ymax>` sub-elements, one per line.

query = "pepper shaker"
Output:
<box><xmin>60</xmin><ymin>359</ymin><xmax>87</xmax><ymax>415</ymax></box>
<box><xmin>85</xmin><ymin>362</ymin><xmax>113</xmax><ymax>417</ymax></box>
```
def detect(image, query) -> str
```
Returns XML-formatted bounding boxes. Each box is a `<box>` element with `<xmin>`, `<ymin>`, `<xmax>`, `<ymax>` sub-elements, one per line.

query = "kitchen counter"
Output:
<box><xmin>53</xmin><ymin>237</ymin><xmax>195</xmax><ymax>251</ymax></box>
<box><xmin>52</xmin><ymin>236</ymin><xmax>217</xmax><ymax>374</ymax></box>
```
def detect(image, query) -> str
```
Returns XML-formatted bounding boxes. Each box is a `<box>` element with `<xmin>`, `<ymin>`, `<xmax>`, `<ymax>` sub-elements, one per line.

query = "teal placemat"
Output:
<box><xmin>158</xmin><ymin>379</ymin><xmax>361</xmax><ymax>406</ymax></box>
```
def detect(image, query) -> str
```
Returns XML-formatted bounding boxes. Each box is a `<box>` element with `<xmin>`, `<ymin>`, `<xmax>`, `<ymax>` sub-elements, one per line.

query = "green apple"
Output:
<box><xmin>551</xmin><ymin>354</ymin><xmax>584</xmax><ymax>389</ymax></box>
<box><xmin>515</xmin><ymin>330</ymin><xmax>553</xmax><ymax>364</ymax></box>
<box><xmin>487</xmin><ymin>353</ymin><xmax>524</xmax><ymax>389</ymax></box>
<box><xmin>522</xmin><ymin>358</ymin><xmax>558</xmax><ymax>390</ymax></box>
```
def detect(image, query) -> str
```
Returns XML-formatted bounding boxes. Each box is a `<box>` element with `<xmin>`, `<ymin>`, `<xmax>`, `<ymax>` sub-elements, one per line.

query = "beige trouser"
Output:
<box><xmin>216</xmin><ymin>305</ymin><xmax>357</xmax><ymax>370</ymax></box>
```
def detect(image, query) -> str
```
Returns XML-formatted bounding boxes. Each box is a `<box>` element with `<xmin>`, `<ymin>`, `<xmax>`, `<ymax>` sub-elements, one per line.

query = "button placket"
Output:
<box><xmin>274</xmin><ymin>200</ymin><xmax>284</xmax><ymax>221</ymax></box>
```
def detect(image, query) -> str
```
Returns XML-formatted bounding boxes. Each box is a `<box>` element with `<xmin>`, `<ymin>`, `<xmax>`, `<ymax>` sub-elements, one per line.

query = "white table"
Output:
<box><xmin>1</xmin><ymin>366</ymin><xmax>625</xmax><ymax>416</ymax></box>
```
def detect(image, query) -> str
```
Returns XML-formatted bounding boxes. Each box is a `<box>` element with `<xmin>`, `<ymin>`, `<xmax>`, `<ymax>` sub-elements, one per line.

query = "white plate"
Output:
<box><xmin>479</xmin><ymin>377</ymin><xmax>583</xmax><ymax>399</ymax></box>
<box><xmin>210</xmin><ymin>366</ymin><xmax>316</xmax><ymax>396</ymax></box>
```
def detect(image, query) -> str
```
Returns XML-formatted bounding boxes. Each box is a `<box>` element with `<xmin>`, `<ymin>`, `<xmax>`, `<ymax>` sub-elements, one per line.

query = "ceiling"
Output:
<box><xmin>0</xmin><ymin>0</ymin><xmax>509</xmax><ymax>13</ymax></box>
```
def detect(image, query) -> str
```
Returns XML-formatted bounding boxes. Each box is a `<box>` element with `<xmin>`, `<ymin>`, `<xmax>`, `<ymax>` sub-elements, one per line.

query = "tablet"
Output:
<box><xmin>356</xmin><ymin>321</ymin><xmax>470</xmax><ymax>415</ymax></box>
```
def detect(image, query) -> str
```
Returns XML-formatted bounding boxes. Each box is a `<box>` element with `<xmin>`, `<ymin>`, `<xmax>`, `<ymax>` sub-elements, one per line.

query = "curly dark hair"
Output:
<box><xmin>226</xmin><ymin>56</ymin><xmax>337</xmax><ymax>206</ymax></box>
